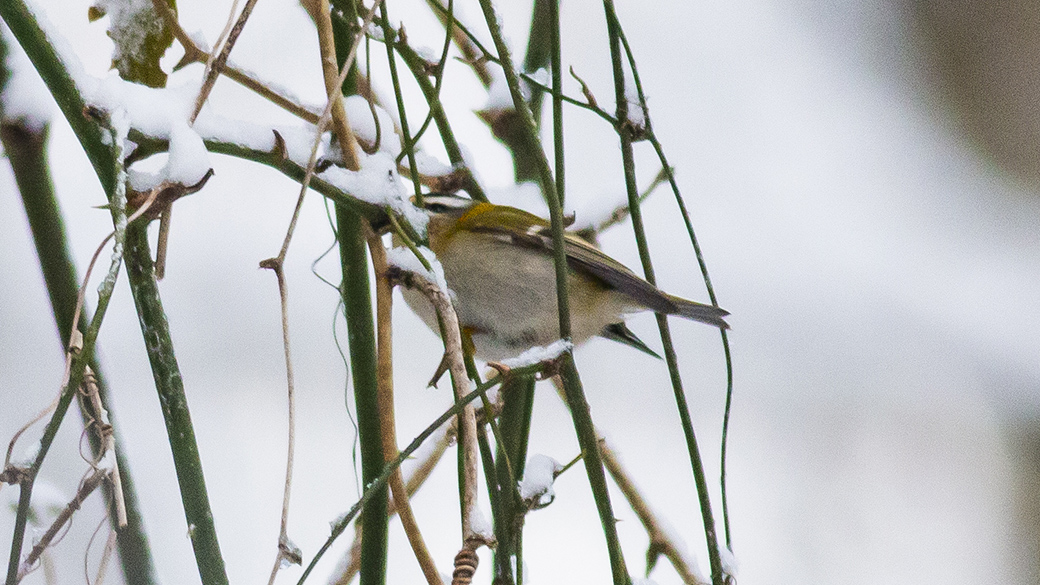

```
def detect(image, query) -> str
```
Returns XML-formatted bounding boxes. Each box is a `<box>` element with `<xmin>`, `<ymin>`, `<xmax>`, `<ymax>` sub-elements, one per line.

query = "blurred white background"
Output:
<box><xmin>2</xmin><ymin>0</ymin><xmax>1039</xmax><ymax>584</ymax></box>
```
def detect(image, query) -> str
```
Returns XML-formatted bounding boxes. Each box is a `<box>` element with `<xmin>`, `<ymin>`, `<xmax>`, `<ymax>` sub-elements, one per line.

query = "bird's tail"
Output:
<box><xmin>668</xmin><ymin>295</ymin><xmax>730</xmax><ymax>329</ymax></box>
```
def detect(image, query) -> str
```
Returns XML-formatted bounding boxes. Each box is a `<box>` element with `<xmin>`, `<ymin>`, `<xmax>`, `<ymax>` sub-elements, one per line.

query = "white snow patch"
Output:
<box><xmin>415</xmin><ymin>46</ymin><xmax>439</xmax><ymax>65</ymax></box>
<box><xmin>16</xmin><ymin>1</ymin><xmax>89</xmax><ymax>90</ymax></box>
<box><xmin>319</xmin><ymin>151</ymin><xmax>428</xmax><ymax>233</ymax></box>
<box><xmin>343</xmin><ymin>95</ymin><xmax>399</xmax><ymax>155</ymax></box>
<box><xmin>518</xmin><ymin>454</ymin><xmax>563</xmax><ymax>506</ymax></box>
<box><xmin>0</xmin><ymin>25</ymin><xmax>54</xmax><ymax>130</ymax></box>
<box><xmin>498</xmin><ymin>339</ymin><xmax>572</xmax><ymax>369</ymax></box>
<box><xmin>386</xmin><ymin>246</ymin><xmax>448</xmax><ymax>295</ymax></box>
<box><xmin>330</xmin><ymin>511</ymin><xmax>351</xmax><ymax>532</ymax></box>
<box><xmin>720</xmin><ymin>546</ymin><xmax>739</xmax><ymax>576</ymax></box>
<box><xmin>85</xmin><ymin>77</ymin><xmax>211</xmax><ymax>187</ymax></box>
<box><xmin>483</xmin><ymin>65</ymin><xmax>528</xmax><ymax>112</ymax></box>
<box><xmin>165</xmin><ymin>120</ymin><xmax>211</xmax><ymax>184</ymax></box>
<box><xmin>13</xmin><ymin>440</ymin><xmax>41</xmax><ymax>467</ymax></box>
<box><xmin>526</xmin><ymin>67</ymin><xmax>549</xmax><ymax>88</ymax></box>
<box><xmin>87</xmin><ymin>75</ymin><xmax>195</xmax><ymax>136</ymax></box>
<box><xmin>413</xmin><ymin>150</ymin><xmax>453</xmax><ymax>177</ymax></box>
<box><xmin>469</xmin><ymin>506</ymin><xmax>494</xmax><ymax>541</ymax></box>
<box><xmin>624</xmin><ymin>74</ymin><xmax>646</xmax><ymax>127</ymax></box>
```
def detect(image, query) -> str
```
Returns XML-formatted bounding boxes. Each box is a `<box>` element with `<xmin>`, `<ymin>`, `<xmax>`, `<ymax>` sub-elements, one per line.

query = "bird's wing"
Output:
<box><xmin>467</xmin><ymin>219</ymin><xmax>678</xmax><ymax>315</ymax></box>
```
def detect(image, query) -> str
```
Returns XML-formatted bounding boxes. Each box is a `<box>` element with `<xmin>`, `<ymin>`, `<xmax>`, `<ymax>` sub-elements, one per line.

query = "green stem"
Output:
<box><xmin>377</xmin><ymin>4</ymin><xmax>422</xmax><ymax>204</ymax></box>
<box><xmin>123</xmin><ymin>225</ymin><xmax>229</xmax><ymax>585</ymax></box>
<box><xmin>0</xmin><ymin>0</ymin><xmax>117</xmax><ymax>190</ymax></box>
<box><xmin>393</xmin><ymin>0</ymin><xmax>452</xmax><ymax>156</ymax></box>
<box><xmin>1</xmin><ymin>5</ymin><xmax>230</xmax><ymax>581</ymax></box>
<box><xmin>1</xmin><ymin>117</ymin><xmax>157</xmax><ymax>585</ymax></box>
<box><xmin>601</xmin><ymin>2</ymin><xmax>724</xmax><ymax>583</ymax></box>
<box><xmin>493</xmin><ymin>375</ymin><xmax>536</xmax><ymax>585</ymax></box>
<box><xmin>394</xmin><ymin>41</ymin><xmax>487</xmax><ymax>201</ymax></box>
<box><xmin>335</xmin><ymin>210</ymin><xmax>387</xmax><ymax>585</ymax></box>
<box><xmin>521</xmin><ymin>0</ymin><xmax>553</xmax><ymax>125</ymax></box>
<box><xmin>297</xmin><ymin>362</ymin><xmax>546</xmax><ymax>584</ymax></box>
<box><xmin>475</xmin><ymin>2</ymin><xmax>630</xmax><ymax>584</ymax></box>
<box><xmin>327</xmin><ymin>11</ymin><xmax>389</xmax><ymax>583</ymax></box>
<box><xmin>548</xmin><ymin>0</ymin><xmax>563</xmax><ymax>207</ymax></box>
<box><xmin>612</xmin><ymin>6</ymin><xmax>735</xmax><ymax>554</ymax></box>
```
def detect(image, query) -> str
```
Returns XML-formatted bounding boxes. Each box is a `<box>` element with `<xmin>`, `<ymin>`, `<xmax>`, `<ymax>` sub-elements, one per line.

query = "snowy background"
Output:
<box><xmin>2</xmin><ymin>1</ymin><xmax>1039</xmax><ymax>584</ymax></box>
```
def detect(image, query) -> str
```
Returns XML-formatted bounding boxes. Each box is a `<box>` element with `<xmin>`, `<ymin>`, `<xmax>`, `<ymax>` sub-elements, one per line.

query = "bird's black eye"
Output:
<box><xmin>425</xmin><ymin>203</ymin><xmax>451</xmax><ymax>213</ymax></box>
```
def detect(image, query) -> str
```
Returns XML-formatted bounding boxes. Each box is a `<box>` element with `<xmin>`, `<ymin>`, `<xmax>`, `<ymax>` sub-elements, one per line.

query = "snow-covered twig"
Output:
<box><xmin>387</xmin><ymin>263</ymin><xmax>494</xmax><ymax>551</ymax></box>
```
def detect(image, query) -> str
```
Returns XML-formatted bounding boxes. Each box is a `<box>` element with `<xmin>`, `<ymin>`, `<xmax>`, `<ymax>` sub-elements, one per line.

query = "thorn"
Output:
<box><xmin>486</xmin><ymin>361</ymin><xmax>512</xmax><ymax>379</ymax></box>
<box><xmin>271</xmin><ymin>130</ymin><xmax>288</xmax><ymax>162</ymax></box>
<box><xmin>173</xmin><ymin>50</ymin><xmax>196</xmax><ymax>72</ymax></box>
<box><xmin>428</xmin><ymin>353</ymin><xmax>451</xmax><ymax>388</ymax></box>
<box><xmin>184</xmin><ymin>168</ymin><xmax>215</xmax><ymax>194</ymax></box>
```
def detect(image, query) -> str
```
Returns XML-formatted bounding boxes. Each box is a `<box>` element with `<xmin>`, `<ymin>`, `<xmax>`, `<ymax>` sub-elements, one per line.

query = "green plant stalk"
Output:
<box><xmin>548</xmin><ymin>0</ymin><xmax>563</xmax><ymax>208</ymax></box>
<box><xmin>424</xmin><ymin>1</ymin><xmax>495</xmax><ymax>78</ymax></box>
<box><xmin>326</xmin><ymin>9</ymin><xmax>390</xmax><ymax>582</ymax></box>
<box><xmin>335</xmin><ymin>209</ymin><xmax>388</xmax><ymax>585</ymax></box>
<box><xmin>297</xmin><ymin>361</ymin><xmax>546</xmax><ymax>584</ymax></box>
<box><xmin>609</xmin><ymin>7</ymin><xmax>736</xmax><ymax>553</ymax></box>
<box><xmin>492</xmin><ymin>375</ymin><xmax>536</xmax><ymax>585</ymax></box>
<box><xmin>647</xmin><ymin>129</ymin><xmax>735</xmax><ymax>550</ymax></box>
<box><xmin>0</xmin><ymin>4</ymin><xmax>229</xmax><ymax>582</ymax></box>
<box><xmin>376</xmin><ymin>3</ymin><xmax>422</xmax><ymax>204</ymax></box>
<box><xmin>426</xmin><ymin>0</ymin><xmax>540</xmax><ymax>182</ymax></box>
<box><xmin>641</xmin><ymin>108</ymin><xmax>735</xmax><ymax>553</ymax></box>
<box><xmin>0</xmin><ymin>0</ymin><xmax>115</xmax><ymax>189</ymax></box>
<box><xmin>330</xmin><ymin>0</ymin><xmax>362</xmax><ymax>96</ymax></box>
<box><xmin>6</xmin><ymin>121</ymin><xmax>130</xmax><ymax>585</ymax></box>
<box><xmin>521</xmin><ymin>0</ymin><xmax>552</xmax><ymax>125</ymax></box>
<box><xmin>394</xmin><ymin>41</ymin><xmax>487</xmax><ymax>202</ymax></box>
<box><xmin>601</xmin><ymin>2</ymin><xmax>724</xmax><ymax>583</ymax></box>
<box><xmin>123</xmin><ymin>226</ymin><xmax>229</xmax><ymax>585</ymax></box>
<box><xmin>1</xmin><ymin>118</ymin><xmax>157</xmax><ymax>585</ymax></box>
<box><xmin>475</xmin><ymin>419</ymin><xmax>500</xmax><ymax>514</ymax></box>
<box><xmin>475</xmin><ymin>2</ymin><xmax>630</xmax><ymax>584</ymax></box>
<box><xmin>393</xmin><ymin>0</ymin><xmax>452</xmax><ymax>159</ymax></box>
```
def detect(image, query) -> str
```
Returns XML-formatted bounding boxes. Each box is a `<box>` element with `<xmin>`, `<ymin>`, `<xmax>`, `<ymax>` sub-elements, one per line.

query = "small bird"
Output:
<box><xmin>401</xmin><ymin>193</ymin><xmax>729</xmax><ymax>362</ymax></box>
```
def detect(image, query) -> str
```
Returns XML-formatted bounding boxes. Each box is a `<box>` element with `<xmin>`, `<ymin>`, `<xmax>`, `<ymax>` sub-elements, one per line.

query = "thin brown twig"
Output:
<box><xmin>601</xmin><ymin>443</ymin><xmax>708</xmax><ymax>585</ymax></box>
<box><xmin>3</xmin><ymin>395</ymin><xmax>60</xmax><ymax>473</ymax></box>
<box><xmin>261</xmin><ymin>256</ymin><xmax>300</xmax><ymax>585</ymax></box>
<box><xmin>18</xmin><ymin>468</ymin><xmax>108</xmax><ymax>580</ymax></box>
<box><xmin>390</xmin><ymin>270</ymin><xmax>490</xmax><ymax>549</ymax></box>
<box><xmin>207</xmin><ymin>0</ymin><xmax>244</xmax><ymax>76</ymax></box>
<box><xmin>151</xmin><ymin>0</ymin><xmax>259</xmax><ymax>280</ymax></box>
<box><xmin>313</xmin><ymin>0</ymin><xmax>361</xmax><ymax>171</ymax></box>
<box><xmin>4</xmin><ymin>185</ymin><xmax>160</xmax><ymax>488</ymax></box>
<box><xmin>82</xmin><ymin>367</ymin><xmax>126</xmax><ymax>528</ymax></box>
<box><xmin>151</xmin><ymin>0</ymin><xmax>321</xmax><ymax>123</ymax></box>
<box><xmin>188</xmin><ymin>0</ymin><xmax>260</xmax><ymax>124</ymax></box>
<box><xmin>259</xmin><ymin>3</ymin><xmax>382</xmax><ymax>581</ymax></box>
<box><xmin>369</xmin><ymin>234</ymin><xmax>444</xmax><ymax>585</ymax></box>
